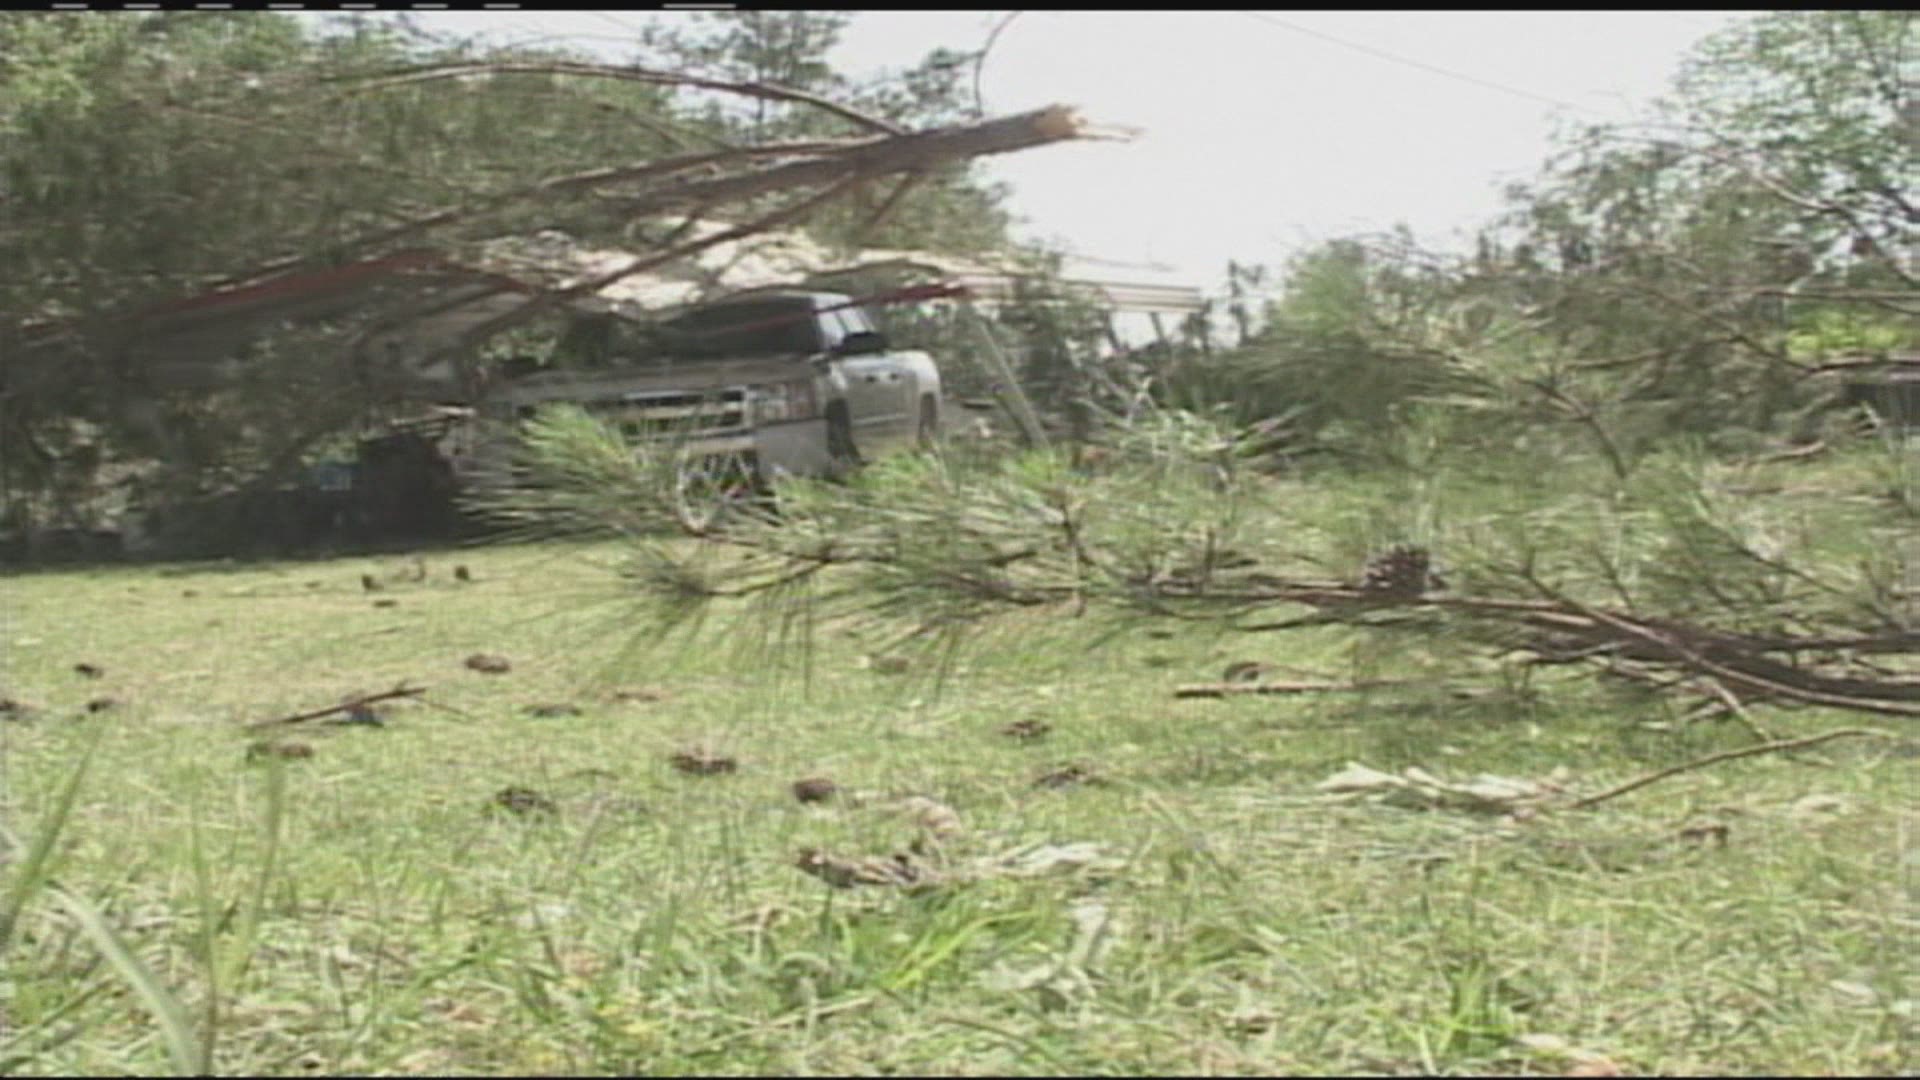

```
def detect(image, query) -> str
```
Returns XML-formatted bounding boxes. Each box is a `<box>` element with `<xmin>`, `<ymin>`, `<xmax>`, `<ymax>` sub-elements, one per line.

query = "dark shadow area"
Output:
<box><xmin>0</xmin><ymin>432</ymin><xmax>510</xmax><ymax>575</ymax></box>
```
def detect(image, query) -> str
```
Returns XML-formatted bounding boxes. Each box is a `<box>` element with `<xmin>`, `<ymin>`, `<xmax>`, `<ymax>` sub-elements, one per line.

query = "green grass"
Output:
<box><xmin>2</xmin><ymin>525</ymin><xmax>1915</xmax><ymax>1075</ymax></box>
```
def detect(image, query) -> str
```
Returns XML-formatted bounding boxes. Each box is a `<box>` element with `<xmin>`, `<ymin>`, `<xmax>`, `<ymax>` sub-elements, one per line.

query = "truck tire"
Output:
<box><xmin>825</xmin><ymin>405</ymin><xmax>862</xmax><ymax>481</ymax></box>
<box><xmin>917</xmin><ymin>394</ymin><xmax>940</xmax><ymax>450</ymax></box>
<box><xmin>672</xmin><ymin>450</ymin><xmax>757</xmax><ymax>534</ymax></box>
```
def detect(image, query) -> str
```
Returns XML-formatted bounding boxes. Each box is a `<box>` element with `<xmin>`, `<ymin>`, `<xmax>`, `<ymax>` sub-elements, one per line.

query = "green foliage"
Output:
<box><xmin>1</xmin><ymin>11</ymin><xmax>1024</xmax><ymax>529</ymax></box>
<box><xmin>1786</xmin><ymin>308</ymin><xmax>1910</xmax><ymax>361</ymax></box>
<box><xmin>1167</xmin><ymin>11</ymin><xmax>1916</xmax><ymax>463</ymax></box>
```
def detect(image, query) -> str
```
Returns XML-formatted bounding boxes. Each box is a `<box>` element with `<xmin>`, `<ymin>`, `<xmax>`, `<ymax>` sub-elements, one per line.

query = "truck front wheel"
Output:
<box><xmin>917</xmin><ymin>395</ymin><xmax>940</xmax><ymax>450</ymax></box>
<box><xmin>672</xmin><ymin>450</ymin><xmax>758</xmax><ymax>534</ymax></box>
<box><xmin>825</xmin><ymin>405</ymin><xmax>861</xmax><ymax>481</ymax></box>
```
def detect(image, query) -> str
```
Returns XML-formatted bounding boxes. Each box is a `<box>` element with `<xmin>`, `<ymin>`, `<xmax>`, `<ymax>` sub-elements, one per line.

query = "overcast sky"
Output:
<box><xmin>356</xmin><ymin>9</ymin><xmax>1757</xmax><ymax>293</ymax></box>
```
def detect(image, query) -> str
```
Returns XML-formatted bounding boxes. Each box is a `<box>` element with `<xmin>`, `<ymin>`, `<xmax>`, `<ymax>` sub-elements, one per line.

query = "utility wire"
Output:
<box><xmin>1238</xmin><ymin>11</ymin><xmax>1605</xmax><ymax>118</ymax></box>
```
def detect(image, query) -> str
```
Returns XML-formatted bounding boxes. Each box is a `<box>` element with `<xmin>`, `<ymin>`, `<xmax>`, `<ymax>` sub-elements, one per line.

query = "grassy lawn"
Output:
<box><xmin>2</xmin><ymin>529</ymin><xmax>1915</xmax><ymax>1075</ymax></box>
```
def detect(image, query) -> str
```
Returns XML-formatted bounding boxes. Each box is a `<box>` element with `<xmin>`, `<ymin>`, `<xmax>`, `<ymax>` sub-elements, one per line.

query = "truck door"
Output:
<box><xmin>828</xmin><ymin>305</ymin><xmax>913</xmax><ymax>446</ymax></box>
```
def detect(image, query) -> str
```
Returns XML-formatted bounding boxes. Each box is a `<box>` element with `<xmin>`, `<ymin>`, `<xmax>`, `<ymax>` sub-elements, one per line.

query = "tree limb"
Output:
<box><xmin>330</xmin><ymin>61</ymin><xmax>907</xmax><ymax>137</ymax></box>
<box><xmin>1569</xmin><ymin>727</ymin><xmax>1893</xmax><ymax>809</ymax></box>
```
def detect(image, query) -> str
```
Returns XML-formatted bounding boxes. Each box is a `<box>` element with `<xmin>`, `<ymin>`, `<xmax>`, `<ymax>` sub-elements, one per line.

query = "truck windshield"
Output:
<box><xmin>665</xmin><ymin>300</ymin><xmax>822</xmax><ymax>359</ymax></box>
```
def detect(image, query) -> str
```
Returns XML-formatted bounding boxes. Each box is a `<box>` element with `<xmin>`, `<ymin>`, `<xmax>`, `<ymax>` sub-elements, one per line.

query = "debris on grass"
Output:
<box><xmin>607</xmin><ymin>686</ymin><xmax>670</xmax><ymax>704</ymax></box>
<box><xmin>1790</xmin><ymin>793</ymin><xmax>1851</xmax><ymax>819</ymax></box>
<box><xmin>669</xmin><ymin>747</ymin><xmax>738</xmax><ymax>776</ymax></box>
<box><xmin>973</xmin><ymin>840</ymin><xmax>1124</xmax><ymax>880</ymax></box>
<box><xmin>490</xmin><ymin>786</ymin><xmax>558</xmax><ymax>819</ymax></box>
<box><xmin>792</xmin><ymin>777</ymin><xmax>838</xmax><ymax>803</ymax></box>
<box><xmin>84</xmin><ymin>696</ymin><xmax>120</xmax><ymax>714</ymax></box>
<box><xmin>454</xmin><ymin>565</ymin><xmax>472</xmax><ymax>582</ymax></box>
<box><xmin>464</xmin><ymin>653</ymin><xmax>512</xmax><ymax>674</ymax></box>
<box><xmin>1677</xmin><ymin>819</ymin><xmax>1731</xmax><ymax>846</ymax></box>
<box><xmin>1035</xmin><ymin>764</ymin><xmax>1102</xmax><ymax>790</ymax></box>
<box><xmin>525</xmin><ymin>702</ymin><xmax>583</xmax><ymax>719</ymax></box>
<box><xmin>863</xmin><ymin>654</ymin><xmax>915</xmax><ymax>675</ymax></box>
<box><xmin>246</xmin><ymin>684</ymin><xmax>424</xmax><ymax>730</ymax></box>
<box><xmin>73</xmin><ymin>662</ymin><xmax>104</xmax><ymax>678</ymax></box>
<box><xmin>580</xmin><ymin>793</ymin><xmax>649</xmax><ymax>818</ymax></box>
<box><xmin>361</xmin><ymin>574</ymin><xmax>382</xmax><ymax>592</ymax></box>
<box><xmin>1316</xmin><ymin>761</ymin><xmax>1568</xmax><ymax>815</ymax></box>
<box><xmin>1000</xmin><ymin>718</ymin><xmax>1051</xmax><ymax>741</ymax></box>
<box><xmin>1221</xmin><ymin>660</ymin><xmax>1271</xmax><ymax>682</ymax></box>
<box><xmin>981</xmin><ymin>897</ymin><xmax>1117</xmax><ymax>1008</ymax></box>
<box><xmin>246</xmin><ymin>739</ymin><xmax>315</xmax><ymax>762</ymax></box>
<box><xmin>373</xmin><ymin>599</ymin><xmax>398</xmax><ymax>608</ymax></box>
<box><xmin>329</xmin><ymin>702</ymin><xmax>385</xmax><ymax>727</ymax></box>
<box><xmin>794</xmin><ymin>848</ymin><xmax>937</xmax><ymax>890</ymax></box>
<box><xmin>893</xmin><ymin>795</ymin><xmax>964</xmax><ymax>840</ymax></box>
<box><xmin>1</xmin><ymin>697</ymin><xmax>42</xmax><ymax>720</ymax></box>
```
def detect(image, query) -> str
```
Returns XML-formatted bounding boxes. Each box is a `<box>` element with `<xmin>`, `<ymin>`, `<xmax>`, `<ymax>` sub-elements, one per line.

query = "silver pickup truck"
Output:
<box><xmin>464</xmin><ymin>289</ymin><xmax>944</xmax><ymax>529</ymax></box>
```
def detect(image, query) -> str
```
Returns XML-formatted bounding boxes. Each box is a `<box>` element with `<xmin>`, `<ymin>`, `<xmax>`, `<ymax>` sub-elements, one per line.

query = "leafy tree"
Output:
<box><xmin>0</xmin><ymin>11</ymin><xmax>1054</xmax><ymax>538</ymax></box>
<box><xmin>1167</xmin><ymin>10</ymin><xmax>1916</xmax><ymax>470</ymax></box>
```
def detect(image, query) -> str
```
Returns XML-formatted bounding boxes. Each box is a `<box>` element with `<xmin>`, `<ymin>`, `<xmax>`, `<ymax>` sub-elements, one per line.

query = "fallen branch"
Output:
<box><xmin>419</xmin><ymin>105</ymin><xmax>1095</xmax><ymax>364</ymax></box>
<box><xmin>1174</xmin><ymin>678</ymin><xmax>1429</xmax><ymax>699</ymax></box>
<box><xmin>1569</xmin><ymin>727</ymin><xmax>1893</xmax><ymax>809</ymax></box>
<box><xmin>330</xmin><ymin>61</ymin><xmax>908</xmax><ymax>137</ymax></box>
<box><xmin>244</xmin><ymin>684</ymin><xmax>426</xmax><ymax>730</ymax></box>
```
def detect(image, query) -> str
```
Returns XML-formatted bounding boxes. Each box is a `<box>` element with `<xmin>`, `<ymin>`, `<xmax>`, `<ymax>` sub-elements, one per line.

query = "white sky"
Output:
<box><xmin>344</xmin><ymin>9</ymin><xmax>1758</xmax><ymax>293</ymax></box>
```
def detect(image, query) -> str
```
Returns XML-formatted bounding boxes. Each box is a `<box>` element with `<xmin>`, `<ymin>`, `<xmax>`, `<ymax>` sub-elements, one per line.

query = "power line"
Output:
<box><xmin>1238</xmin><ymin>11</ymin><xmax>1605</xmax><ymax>118</ymax></box>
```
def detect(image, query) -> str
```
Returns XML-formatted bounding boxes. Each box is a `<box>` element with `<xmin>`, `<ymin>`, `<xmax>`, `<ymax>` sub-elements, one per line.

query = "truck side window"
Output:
<box><xmin>816</xmin><ymin>307</ymin><xmax>849</xmax><ymax>353</ymax></box>
<box><xmin>667</xmin><ymin>299</ymin><xmax>822</xmax><ymax>357</ymax></box>
<box><xmin>836</xmin><ymin>305</ymin><xmax>878</xmax><ymax>337</ymax></box>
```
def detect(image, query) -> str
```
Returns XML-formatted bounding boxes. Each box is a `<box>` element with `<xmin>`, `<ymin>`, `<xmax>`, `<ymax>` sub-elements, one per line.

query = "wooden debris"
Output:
<box><xmin>525</xmin><ymin>702</ymin><xmax>583</xmax><ymax>718</ymax></box>
<box><xmin>84</xmin><ymin>696</ymin><xmax>120</xmax><ymax>714</ymax></box>
<box><xmin>1570</xmin><ymin>728</ymin><xmax>1892</xmax><ymax>810</ymax></box>
<box><xmin>329</xmin><ymin>702</ymin><xmax>385</xmax><ymax>727</ymax></box>
<box><xmin>73</xmin><ymin>663</ymin><xmax>104</xmax><ymax>679</ymax></box>
<box><xmin>246</xmin><ymin>684</ymin><xmax>425</xmax><ymax>730</ymax></box>
<box><xmin>1176</xmin><ymin>678</ymin><xmax>1427</xmax><ymax>699</ymax></box>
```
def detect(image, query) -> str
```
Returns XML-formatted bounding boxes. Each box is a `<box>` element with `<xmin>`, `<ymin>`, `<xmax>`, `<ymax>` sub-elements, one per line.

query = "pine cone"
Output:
<box><xmin>1360</xmin><ymin>545</ymin><xmax>1443</xmax><ymax>598</ymax></box>
<box><xmin>791</xmin><ymin>777</ymin><xmax>838</xmax><ymax>803</ymax></box>
<box><xmin>247</xmin><ymin>739</ymin><xmax>315</xmax><ymax>762</ymax></box>
<box><xmin>490</xmin><ymin>785</ymin><xmax>557</xmax><ymax>818</ymax></box>
<box><xmin>669</xmin><ymin>747</ymin><xmax>738</xmax><ymax>776</ymax></box>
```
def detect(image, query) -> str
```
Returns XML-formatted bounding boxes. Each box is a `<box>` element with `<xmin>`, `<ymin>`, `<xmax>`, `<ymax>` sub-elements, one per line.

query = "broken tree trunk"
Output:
<box><xmin>428</xmin><ymin>105</ymin><xmax>1111</xmax><ymax>365</ymax></box>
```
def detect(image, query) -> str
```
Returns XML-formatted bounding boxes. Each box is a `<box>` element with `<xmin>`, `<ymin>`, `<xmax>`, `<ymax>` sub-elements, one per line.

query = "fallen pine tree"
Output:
<box><xmin>478</xmin><ymin>404</ymin><xmax>1920</xmax><ymax>725</ymax></box>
